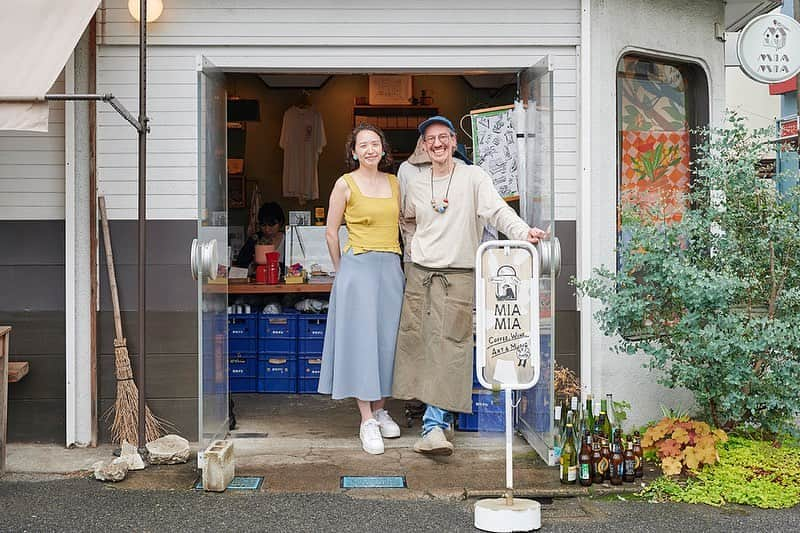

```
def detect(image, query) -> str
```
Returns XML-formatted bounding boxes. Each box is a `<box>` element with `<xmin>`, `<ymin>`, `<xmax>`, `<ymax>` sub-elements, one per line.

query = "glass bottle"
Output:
<box><xmin>605</xmin><ymin>393</ymin><xmax>617</xmax><ymax>429</ymax></box>
<box><xmin>591</xmin><ymin>438</ymin><xmax>604</xmax><ymax>484</ymax></box>
<box><xmin>623</xmin><ymin>440</ymin><xmax>636</xmax><ymax>482</ymax></box>
<box><xmin>610</xmin><ymin>437</ymin><xmax>623</xmax><ymax>486</ymax></box>
<box><xmin>584</xmin><ymin>394</ymin><xmax>595</xmax><ymax>436</ymax></box>
<box><xmin>553</xmin><ymin>402</ymin><xmax>563</xmax><ymax>460</ymax></box>
<box><xmin>633</xmin><ymin>431</ymin><xmax>644</xmax><ymax>478</ymax></box>
<box><xmin>559</xmin><ymin>423</ymin><xmax>578</xmax><ymax>485</ymax></box>
<box><xmin>600</xmin><ymin>438</ymin><xmax>612</xmax><ymax>482</ymax></box>
<box><xmin>600</xmin><ymin>411</ymin><xmax>612</xmax><ymax>441</ymax></box>
<box><xmin>578</xmin><ymin>431</ymin><xmax>593</xmax><ymax>487</ymax></box>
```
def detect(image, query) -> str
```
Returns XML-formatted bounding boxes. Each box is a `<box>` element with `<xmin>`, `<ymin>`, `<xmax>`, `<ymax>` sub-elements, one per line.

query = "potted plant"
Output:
<box><xmin>575</xmin><ymin>114</ymin><xmax>800</xmax><ymax>436</ymax></box>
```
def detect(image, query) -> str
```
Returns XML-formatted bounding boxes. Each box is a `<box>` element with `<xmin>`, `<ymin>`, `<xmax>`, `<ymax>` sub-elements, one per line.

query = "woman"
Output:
<box><xmin>235</xmin><ymin>202</ymin><xmax>286</xmax><ymax>268</ymax></box>
<box><xmin>317</xmin><ymin>123</ymin><xmax>404</xmax><ymax>455</ymax></box>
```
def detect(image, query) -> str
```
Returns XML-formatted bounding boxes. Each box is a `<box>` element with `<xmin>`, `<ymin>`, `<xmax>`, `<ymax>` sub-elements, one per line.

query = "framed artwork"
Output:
<box><xmin>288</xmin><ymin>210</ymin><xmax>312</xmax><ymax>226</ymax></box>
<box><xmin>369</xmin><ymin>75</ymin><xmax>413</xmax><ymax>105</ymax></box>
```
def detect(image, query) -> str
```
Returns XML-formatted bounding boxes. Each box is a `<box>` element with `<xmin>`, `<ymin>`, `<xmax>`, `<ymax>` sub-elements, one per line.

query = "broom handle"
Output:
<box><xmin>99</xmin><ymin>196</ymin><xmax>124</xmax><ymax>341</ymax></box>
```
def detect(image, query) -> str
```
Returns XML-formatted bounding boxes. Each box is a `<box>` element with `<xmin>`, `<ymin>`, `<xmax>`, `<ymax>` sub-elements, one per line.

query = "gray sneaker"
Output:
<box><xmin>444</xmin><ymin>423</ymin><xmax>455</xmax><ymax>441</ymax></box>
<box><xmin>413</xmin><ymin>427</ymin><xmax>454</xmax><ymax>456</ymax></box>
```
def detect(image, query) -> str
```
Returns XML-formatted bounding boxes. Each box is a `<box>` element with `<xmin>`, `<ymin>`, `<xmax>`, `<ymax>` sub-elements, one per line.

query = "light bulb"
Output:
<box><xmin>128</xmin><ymin>0</ymin><xmax>163</xmax><ymax>23</ymax></box>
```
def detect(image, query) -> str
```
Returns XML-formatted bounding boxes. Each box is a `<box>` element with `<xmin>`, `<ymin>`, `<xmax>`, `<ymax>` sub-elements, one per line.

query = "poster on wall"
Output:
<box><xmin>470</xmin><ymin>105</ymin><xmax>520</xmax><ymax>201</ymax></box>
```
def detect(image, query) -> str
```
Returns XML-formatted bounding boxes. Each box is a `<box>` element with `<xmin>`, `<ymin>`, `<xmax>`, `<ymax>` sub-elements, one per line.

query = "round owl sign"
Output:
<box><xmin>737</xmin><ymin>13</ymin><xmax>800</xmax><ymax>84</ymax></box>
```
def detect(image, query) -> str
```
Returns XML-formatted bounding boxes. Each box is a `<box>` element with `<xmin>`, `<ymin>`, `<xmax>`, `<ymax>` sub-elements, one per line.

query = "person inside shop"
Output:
<box><xmin>317</xmin><ymin>123</ymin><xmax>405</xmax><ymax>455</ymax></box>
<box><xmin>235</xmin><ymin>201</ymin><xmax>286</xmax><ymax>268</ymax></box>
<box><xmin>392</xmin><ymin>116</ymin><xmax>547</xmax><ymax>456</ymax></box>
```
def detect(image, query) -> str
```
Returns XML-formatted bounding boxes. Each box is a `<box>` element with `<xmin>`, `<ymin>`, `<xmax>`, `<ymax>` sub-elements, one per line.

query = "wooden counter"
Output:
<box><xmin>205</xmin><ymin>281</ymin><xmax>333</xmax><ymax>294</ymax></box>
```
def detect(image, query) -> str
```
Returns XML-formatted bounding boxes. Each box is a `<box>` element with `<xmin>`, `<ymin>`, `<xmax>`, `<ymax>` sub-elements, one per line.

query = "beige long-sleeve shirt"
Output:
<box><xmin>401</xmin><ymin>164</ymin><xmax>530</xmax><ymax>269</ymax></box>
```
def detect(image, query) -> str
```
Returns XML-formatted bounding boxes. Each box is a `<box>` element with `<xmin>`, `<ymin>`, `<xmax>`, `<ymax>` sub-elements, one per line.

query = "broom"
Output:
<box><xmin>99</xmin><ymin>196</ymin><xmax>167</xmax><ymax>445</ymax></box>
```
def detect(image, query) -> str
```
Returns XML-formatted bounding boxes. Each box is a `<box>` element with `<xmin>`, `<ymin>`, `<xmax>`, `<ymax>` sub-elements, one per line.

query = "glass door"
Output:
<box><xmin>515</xmin><ymin>57</ymin><xmax>559</xmax><ymax>465</ymax></box>
<box><xmin>194</xmin><ymin>57</ymin><xmax>229</xmax><ymax>450</ymax></box>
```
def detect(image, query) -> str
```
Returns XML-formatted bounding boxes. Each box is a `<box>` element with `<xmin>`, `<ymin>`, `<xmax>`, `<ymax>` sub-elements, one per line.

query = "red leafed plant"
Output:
<box><xmin>642</xmin><ymin>417</ymin><xmax>728</xmax><ymax>476</ymax></box>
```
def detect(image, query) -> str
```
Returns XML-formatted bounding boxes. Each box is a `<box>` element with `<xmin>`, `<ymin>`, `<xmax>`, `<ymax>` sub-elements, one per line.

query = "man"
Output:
<box><xmin>392</xmin><ymin>116</ymin><xmax>546</xmax><ymax>456</ymax></box>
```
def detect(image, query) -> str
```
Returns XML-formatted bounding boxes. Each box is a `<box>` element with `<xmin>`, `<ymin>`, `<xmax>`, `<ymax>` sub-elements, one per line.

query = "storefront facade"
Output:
<box><xmin>0</xmin><ymin>0</ymin><xmax>777</xmax><ymax>446</ymax></box>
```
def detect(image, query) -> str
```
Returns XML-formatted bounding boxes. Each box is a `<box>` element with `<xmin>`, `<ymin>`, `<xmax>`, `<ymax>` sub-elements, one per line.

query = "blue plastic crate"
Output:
<box><xmin>229</xmin><ymin>338</ymin><xmax>257</xmax><ymax>353</ymax></box>
<box><xmin>230</xmin><ymin>377</ymin><xmax>257</xmax><ymax>393</ymax></box>
<box><xmin>457</xmin><ymin>391</ymin><xmax>506</xmax><ymax>432</ymax></box>
<box><xmin>298</xmin><ymin>377</ymin><xmax>320</xmax><ymax>394</ymax></box>
<box><xmin>257</xmin><ymin>377</ymin><xmax>297</xmax><ymax>393</ymax></box>
<box><xmin>228</xmin><ymin>313</ymin><xmax>258</xmax><ymax>339</ymax></box>
<box><xmin>258</xmin><ymin>337</ymin><xmax>297</xmax><ymax>354</ymax></box>
<box><xmin>258</xmin><ymin>356</ymin><xmax>297</xmax><ymax>379</ymax></box>
<box><xmin>259</xmin><ymin>312</ymin><xmax>298</xmax><ymax>338</ymax></box>
<box><xmin>229</xmin><ymin>355</ymin><xmax>257</xmax><ymax>378</ymax></box>
<box><xmin>298</xmin><ymin>337</ymin><xmax>324</xmax><ymax>354</ymax></box>
<box><xmin>298</xmin><ymin>314</ymin><xmax>327</xmax><ymax>337</ymax></box>
<box><xmin>298</xmin><ymin>355</ymin><xmax>322</xmax><ymax>378</ymax></box>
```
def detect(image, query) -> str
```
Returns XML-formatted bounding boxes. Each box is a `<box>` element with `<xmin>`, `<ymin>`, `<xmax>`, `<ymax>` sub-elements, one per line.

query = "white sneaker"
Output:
<box><xmin>359</xmin><ymin>419</ymin><xmax>384</xmax><ymax>455</ymax></box>
<box><xmin>373</xmin><ymin>408</ymin><xmax>401</xmax><ymax>438</ymax></box>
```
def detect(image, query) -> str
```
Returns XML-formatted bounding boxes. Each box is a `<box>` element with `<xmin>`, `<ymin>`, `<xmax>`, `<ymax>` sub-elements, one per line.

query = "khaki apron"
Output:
<box><xmin>392</xmin><ymin>263</ymin><xmax>475</xmax><ymax>413</ymax></box>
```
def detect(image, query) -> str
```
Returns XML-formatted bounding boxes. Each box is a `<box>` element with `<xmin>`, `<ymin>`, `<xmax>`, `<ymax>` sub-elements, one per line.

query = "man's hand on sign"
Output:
<box><xmin>526</xmin><ymin>226</ymin><xmax>548</xmax><ymax>244</ymax></box>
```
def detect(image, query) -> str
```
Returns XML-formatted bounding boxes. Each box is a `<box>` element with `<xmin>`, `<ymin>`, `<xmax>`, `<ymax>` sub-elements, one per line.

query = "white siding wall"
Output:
<box><xmin>0</xmin><ymin>73</ymin><xmax>66</xmax><ymax>220</ymax></box>
<box><xmin>96</xmin><ymin>0</ymin><xmax>580</xmax><ymax>220</ymax></box>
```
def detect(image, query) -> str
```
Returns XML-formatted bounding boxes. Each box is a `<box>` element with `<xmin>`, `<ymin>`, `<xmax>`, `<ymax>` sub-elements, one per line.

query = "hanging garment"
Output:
<box><xmin>279</xmin><ymin>106</ymin><xmax>326</xmax><ymax>203</ymax></box>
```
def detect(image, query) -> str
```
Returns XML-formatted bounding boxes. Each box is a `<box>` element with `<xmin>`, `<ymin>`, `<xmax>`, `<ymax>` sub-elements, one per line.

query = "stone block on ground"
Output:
<box><xmin>119</xmin><ymin>441</ymin><xmax>145</xmax><ymax>470</ymax></box>
<box><xmin>93</xmin><ymin>458</ymin><xmax>129</xmax><ymax>482</ymax></box>
<box><xmin>202</xmin><ymin>440</ymin><xmax>235</xmax><ymax>492</ymax></box>
<box><xmin>146</xmin><ymin>434</ymin><xmax>191</xmax><ymax>465</ymax></box>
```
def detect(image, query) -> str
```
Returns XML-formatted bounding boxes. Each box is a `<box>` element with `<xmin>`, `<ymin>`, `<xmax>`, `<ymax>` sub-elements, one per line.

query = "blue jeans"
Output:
<box><xmin>422</xmin><ymin>404</ymin><xmax>453</xmax><ymax>436</ymax></box>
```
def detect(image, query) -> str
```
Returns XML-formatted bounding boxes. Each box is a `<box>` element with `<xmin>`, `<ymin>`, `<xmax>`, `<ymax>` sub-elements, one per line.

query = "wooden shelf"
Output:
<box><xmin>205</xmin><ymin>282</ymin><xmax>333</xmax><ymax>294</ymax></box>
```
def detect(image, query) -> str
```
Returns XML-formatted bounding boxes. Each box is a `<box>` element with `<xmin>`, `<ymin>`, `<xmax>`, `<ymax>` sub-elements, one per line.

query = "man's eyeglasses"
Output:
<box><xmin>423</xmin><ymin>133</ymin><xmax>453</xmax><ymax>145</ymax></box>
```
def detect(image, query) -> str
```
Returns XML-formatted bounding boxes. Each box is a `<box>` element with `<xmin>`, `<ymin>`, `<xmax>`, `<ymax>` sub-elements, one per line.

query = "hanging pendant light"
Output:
<box><xmin>128</xmin><ymin>0</ymin><xmax>164</xmax><ymax>22</ymax></box>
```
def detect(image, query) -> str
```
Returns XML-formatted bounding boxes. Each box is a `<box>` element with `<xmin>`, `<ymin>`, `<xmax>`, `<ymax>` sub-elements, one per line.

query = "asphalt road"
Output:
<box><xmin>0</xmin><ymin>476</ymin><xmax>798</xmax><ymax>532</ymax></box>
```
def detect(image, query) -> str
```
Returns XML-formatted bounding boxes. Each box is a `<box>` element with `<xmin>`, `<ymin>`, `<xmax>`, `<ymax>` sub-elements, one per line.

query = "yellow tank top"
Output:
<box><xmin>342</xmin><ymin>173</ymin><xmax>401</xmax><ymax>255</ymax></box>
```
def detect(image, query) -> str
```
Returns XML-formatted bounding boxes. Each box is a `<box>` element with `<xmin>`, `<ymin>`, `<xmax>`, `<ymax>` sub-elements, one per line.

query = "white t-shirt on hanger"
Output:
<box><xmin>279</xmin><ymin>106</ymin><xmax>326</xmax><ymax>203</ymax></box>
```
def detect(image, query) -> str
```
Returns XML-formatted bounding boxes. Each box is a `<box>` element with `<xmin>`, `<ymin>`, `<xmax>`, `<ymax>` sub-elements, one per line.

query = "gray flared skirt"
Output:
<box><xmin>317</xmin><ymin>249</ymin><xmax>404</xmax><ymax>400</ymax></box>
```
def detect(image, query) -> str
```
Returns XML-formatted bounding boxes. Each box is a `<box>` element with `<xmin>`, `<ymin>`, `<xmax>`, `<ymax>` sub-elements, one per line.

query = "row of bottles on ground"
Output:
<box><xmin>556</xmin><ymin>393</ymin><xmax>644</xmax><ymax>485</ymax></box>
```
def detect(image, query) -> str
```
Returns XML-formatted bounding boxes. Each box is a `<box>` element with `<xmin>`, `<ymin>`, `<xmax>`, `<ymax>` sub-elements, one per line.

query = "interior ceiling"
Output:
<box><xmin>256</xmin><ymin>73</ymin><xmax>517</xmax><ymax>91</ymax></box>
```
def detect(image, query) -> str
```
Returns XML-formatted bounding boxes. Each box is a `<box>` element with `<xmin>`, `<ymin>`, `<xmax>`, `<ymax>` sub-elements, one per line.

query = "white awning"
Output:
<box><xmin>0</xmin><ymin>0</ymin><xmax>101</xmax><ymax>132</ymax></box>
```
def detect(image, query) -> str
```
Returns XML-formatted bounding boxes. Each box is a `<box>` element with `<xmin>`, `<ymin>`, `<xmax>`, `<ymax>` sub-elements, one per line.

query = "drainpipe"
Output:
<box><xmin>578</xmin><ymin>0</ymin><xmax>593</xmax><ymax>401</ymax></box>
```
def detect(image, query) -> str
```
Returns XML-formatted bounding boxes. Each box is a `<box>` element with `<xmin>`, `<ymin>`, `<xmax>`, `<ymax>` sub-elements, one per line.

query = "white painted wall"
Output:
<box><xmin>95</xmin><ymin>0</ymin><xmax>581</xmax><ymax>220</ymax></box>
<box><xmin>0</xmin><ymin>73</ymin><xmax>66</xmax><ymax>220</ymax></box>
<box><xmin>588</xmin><ymin>0</ymin><xmax>726</xmax><ymax>428</ymax></box>
<box><xmin>726</xmin><ymin>67</ymin><xmax>780</xmax><ymax>133</ymax></box>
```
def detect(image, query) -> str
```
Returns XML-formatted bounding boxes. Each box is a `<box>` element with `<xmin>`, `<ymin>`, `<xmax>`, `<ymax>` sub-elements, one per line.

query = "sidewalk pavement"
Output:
<box><xmin>3</xmin><ymin>436</ymin><xmax>653</xmax><ymax>499</ymax></box>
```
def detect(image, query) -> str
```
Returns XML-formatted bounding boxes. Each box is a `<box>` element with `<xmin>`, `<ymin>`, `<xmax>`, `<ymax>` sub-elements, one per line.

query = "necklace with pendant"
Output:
<box><xmin>430</xmin><ymin>164</ymin><xmax>455</xmax><ymax>213</ymax></box>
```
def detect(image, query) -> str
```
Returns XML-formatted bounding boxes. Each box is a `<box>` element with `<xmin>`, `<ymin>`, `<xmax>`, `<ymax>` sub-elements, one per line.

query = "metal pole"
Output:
<box><xmin>137</xmin><ymin>0</ymin><xmax>148</xmax><ymax>454</ymax></box>
<box><xmin>505</xmin><ymin>387</ymin><xmax>514</xmax><ymax>504</ymax></box>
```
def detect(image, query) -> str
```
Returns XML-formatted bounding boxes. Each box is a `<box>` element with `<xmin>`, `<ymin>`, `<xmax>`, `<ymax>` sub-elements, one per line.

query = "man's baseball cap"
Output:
<box><xmin>418</xmin><ymin>115</ymin><xmax>456</xmax><ymax>135</ymax></box>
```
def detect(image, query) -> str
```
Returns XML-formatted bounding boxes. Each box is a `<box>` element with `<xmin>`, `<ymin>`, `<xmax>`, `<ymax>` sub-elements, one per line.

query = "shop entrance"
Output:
<box><xmin>197</xmin><ymin>63</ymin><xmax>558</xmax><ymax>473</ymax></box>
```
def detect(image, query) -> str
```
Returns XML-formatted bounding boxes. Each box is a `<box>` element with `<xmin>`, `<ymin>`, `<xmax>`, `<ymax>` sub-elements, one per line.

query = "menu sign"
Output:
<box><xmin>475</xmin><ymin>241</ymin><xmax>540</xmax><ymax>390</ymax></box>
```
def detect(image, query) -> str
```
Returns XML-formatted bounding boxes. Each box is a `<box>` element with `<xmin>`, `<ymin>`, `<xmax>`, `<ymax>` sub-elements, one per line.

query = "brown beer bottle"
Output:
<box><xmin>578</xmin><ymin>431</ymin><xmax>593</xmax><ymax>487</ymax></box>
<box><xmin>599</xmin><ymin>438</ymin><xmax>612</xmax><ymax>482</ymax></box>
<box><xmin>623</xmin><ymin>440</ymin><xmax>636</xmax><ymax>482</ymax></box>
<box><xmin>610</xmin><ymin>438</ymin><xmax>623</xmax><ymax>486</ymax></box>
<box><xmin>633</xmin><ymin>431</ymin><xmax>644</xmax><ymax>478</ymax></box>
<box><xmin>591</xmin><ymin>438</ymin><xmax>604</xmax><ymax>484</ymax></box>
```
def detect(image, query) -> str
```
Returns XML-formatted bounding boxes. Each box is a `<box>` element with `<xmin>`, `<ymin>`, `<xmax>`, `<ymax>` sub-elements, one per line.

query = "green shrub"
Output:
<box><xmin>575</xmin><ymin>114</ymin><xmax>800</xmax><ymax>435</ymax></box>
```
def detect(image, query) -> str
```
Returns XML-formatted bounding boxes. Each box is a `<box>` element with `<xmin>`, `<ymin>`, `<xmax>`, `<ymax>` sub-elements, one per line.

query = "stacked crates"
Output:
<box><xmin>225</xmin><ymin>310</ymin><xmax>327</xmax><ymax>394</ymax></box>
<box><xmin>228</xmin><ymin>313</ymin><xmax>259</xmax><ymax>392</ymax></box>
<box><xmin>258</xmin><ymin>311</ymin><xmax>299</xmax><ymax>393</ymax></box>
<box><xmin>296</xmin><ymin>314</ymin><xmax>326</xmax><ymax>393</ymax></box>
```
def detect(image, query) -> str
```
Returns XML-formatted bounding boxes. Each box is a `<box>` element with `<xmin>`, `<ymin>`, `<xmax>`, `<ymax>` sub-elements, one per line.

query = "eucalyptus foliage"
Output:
<box><xmin>576</xmin><ymin>115</ymin><xmax>800</xmax><ymax>435</ymax></box>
